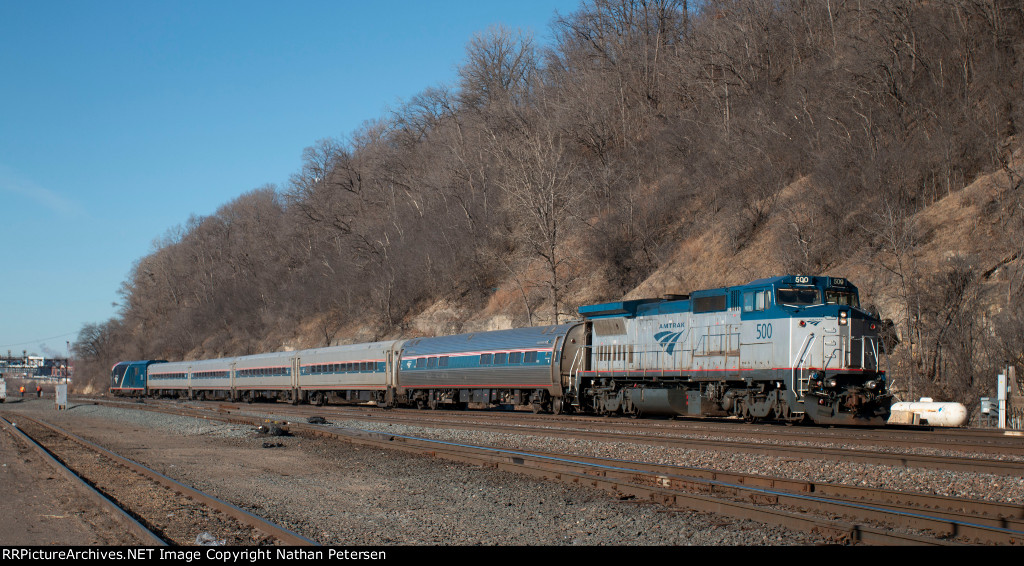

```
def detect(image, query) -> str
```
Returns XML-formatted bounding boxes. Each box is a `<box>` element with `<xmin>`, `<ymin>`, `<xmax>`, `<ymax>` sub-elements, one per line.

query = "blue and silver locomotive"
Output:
<box><xmin>568</xmin><ymin>275</ymin><xmax>891</xmax><ymax>425</ymax></box>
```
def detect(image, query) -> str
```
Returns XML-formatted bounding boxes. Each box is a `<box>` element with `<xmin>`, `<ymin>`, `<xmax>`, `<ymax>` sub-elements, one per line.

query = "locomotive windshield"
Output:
<box><xmin>775</xmin><ymin>287</ymin><xmax>821</xmax><ymax>307</ymax></box>
<box><xmin>825</xmin><ymin>289</ymin><xmax>860</xmax><ymax>307</ymax></box>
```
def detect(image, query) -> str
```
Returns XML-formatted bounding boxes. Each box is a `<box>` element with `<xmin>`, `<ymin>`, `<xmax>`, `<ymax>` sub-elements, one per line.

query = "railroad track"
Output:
<box><xmin>129</xmin><ymin>398</ymin><xmax>1024</xmax><ymax>477</ymax></box>
<box><xmin>92</xmin><ymin>396</ymin><xmax>1024</xmax><ymax>457</ymax></box>
<box><xmin>2</xmin><ymin>413</ymin><xmax>316</xmax><ymax>546</ymax></box>
<box><xmin>0</xmin><ymin>416</ymin><xmax>162</xmax><ymax>546</ymax></box>
<box><xmin>295</xmin><ymin>425</ymin><xmax>1021</xmax><ymax>545</ymax></box>
<box><xmin>83</xmin><ymin>399</ymin><xmax>1024</xmax><ymax>545</ymax></box>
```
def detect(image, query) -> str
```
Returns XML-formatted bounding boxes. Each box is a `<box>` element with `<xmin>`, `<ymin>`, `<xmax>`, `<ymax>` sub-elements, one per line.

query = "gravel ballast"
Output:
<box><xmin>8</xmin><ymin>399</ymin><xmax>1022</xmax><ymax>545</ymax></box>
<box><xmin>2</xmin><ymin>400</ymin><xmax>835</xmax><ymax>545</ymax></box>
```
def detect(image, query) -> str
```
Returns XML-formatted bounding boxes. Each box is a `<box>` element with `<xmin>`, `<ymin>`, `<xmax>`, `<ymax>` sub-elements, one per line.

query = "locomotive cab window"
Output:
<box><xmin>776</xmin><ymin>287</ymin><xmax>821</xmax><ymax>307</ymax></box>
<box><xmin>742</xmin><ymin>289</ymin><xmax>770</xmax><ymax>312</ymax></box>
<box><xmin>825</xmin><ymin>290</ymin><xmax>860</xmax><ymax>307</ymax></box>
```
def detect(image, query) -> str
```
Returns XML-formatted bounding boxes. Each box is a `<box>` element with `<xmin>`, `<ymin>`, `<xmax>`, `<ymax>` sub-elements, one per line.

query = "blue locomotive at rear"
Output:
<box><xmin>110</xmin><ymin>360</ymin><xmax>167</xmax><ymax>396</ymax></box>
<box><xmin>567</xmin><ymin>275</ymin><xmax>892</xmax><ymax>425</ymax></box>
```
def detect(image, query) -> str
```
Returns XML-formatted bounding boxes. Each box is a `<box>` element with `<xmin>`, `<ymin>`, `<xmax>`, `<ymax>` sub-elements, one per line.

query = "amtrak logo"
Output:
<box><xmin>654</xmin><ymin>331</ymin><xmax>684</xmax><ymax>355</ymax></box>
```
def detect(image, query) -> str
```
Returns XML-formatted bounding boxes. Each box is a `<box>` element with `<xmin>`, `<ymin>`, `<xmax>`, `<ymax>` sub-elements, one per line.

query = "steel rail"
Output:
<box><xmin>297</xmin><ymin>424</ymin><xmax>962</xmax><ymax>545</ymax></box>
<box><xmin>13</xmin><ymin>414</ymin><xmax>318</xmax><ymax>547</ymax></box>
<box><xmin>168</xmin><ymin>403</ymin><xmax>996</xmax><ymax>545</ymax></box>
<box><xmin>89</xmin><ymin>396</ymin><xmax>1024</xmax><ymax>456</ymax></box>
<box><xmin>521</xmin><ymin>449</ymin><xmax>1024</xmax><ymax>531</ymax></box>
<box><xmin>81</xmin><ymin>399</ymin><xmax>1024</xmax><ymax>543</ymax></box>
<box><xmin>0</xmin><ymin>415</ymin><xmax>166</xmax><ymax>546</ymax></box>
<box><xmin>277</xmin><ymin>402</ymin><xmax>1024</xmax><ymax>455</ymax></box>
<box><xmin>327</xmin><ymin>427</ymin><xmax>1022</xmax><ymax>545</ymax></box>
<box><xmin>203</xmin><ymin>401</ymin><xmax>1024</xmax><ymax>476</ymax></box>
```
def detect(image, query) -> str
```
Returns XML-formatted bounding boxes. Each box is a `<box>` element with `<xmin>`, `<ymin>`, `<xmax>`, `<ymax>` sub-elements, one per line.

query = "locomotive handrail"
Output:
<box><xmin>569</xmin><ymin>345</ymin><xmax>587</xmax><ymax>408</ymax></box>
<box><xmin>792</xmin><ymin>333</ymin><xmax>816</xmax><ymax>398</ymax></box>
<box><xmin>847</xmin><ymin>335</ymin><xmax>880</xmax><ymax>371</ymax></box>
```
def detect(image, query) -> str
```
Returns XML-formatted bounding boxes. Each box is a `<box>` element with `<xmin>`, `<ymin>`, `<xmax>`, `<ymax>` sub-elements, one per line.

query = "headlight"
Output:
<box><xmin>826</xmin><ymin>378</ymin><xmax>839</xmax><ymax>388</ymax></box>
<box><xmin>865</xmin><ymin>380</ymin><xmax>877</xmax><ymax>390</ymax></box>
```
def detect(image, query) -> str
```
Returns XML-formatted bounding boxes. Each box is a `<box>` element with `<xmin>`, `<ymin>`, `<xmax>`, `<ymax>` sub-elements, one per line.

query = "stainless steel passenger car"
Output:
<box><xmin>187</xmin><ymin>357</ymin><xmax>234</xmax><ymax>400</ymax></box>
<box><xmin>296</xmin><ymin>341</ymin><xmax>402</xmax><ymax>406</ymax></box>
<box><xmin>233</xmin><ymin>351</ymin><xmax>294</xmax><ymax>401</ymax></box>
<box><xmin>146</xmin><ymin>360</ymin><xmax>191</xmax><ymax>398</ymax></box>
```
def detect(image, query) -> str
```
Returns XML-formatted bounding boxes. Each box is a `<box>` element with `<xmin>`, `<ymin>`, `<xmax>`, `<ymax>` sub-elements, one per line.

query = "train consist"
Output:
<box><xmin>112</xmin><ymin>275</ymin><xmax>894</xmax><ymax>425</ymax></box>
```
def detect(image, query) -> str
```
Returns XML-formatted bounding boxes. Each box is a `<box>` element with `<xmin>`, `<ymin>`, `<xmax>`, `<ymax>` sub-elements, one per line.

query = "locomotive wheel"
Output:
<box><xmin>550</xmin><ymin>397</ymin><xmax>563</xmax><ymax>415</ymax></box>
<box><xmin>427</xmin><ymin>396</ymin><xmax>438</xmax><ymax>410</ymax></box>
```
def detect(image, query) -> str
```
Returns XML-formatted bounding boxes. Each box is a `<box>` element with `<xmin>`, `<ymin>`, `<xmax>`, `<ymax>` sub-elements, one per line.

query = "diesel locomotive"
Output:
<box><xmin>112</xmin><ymin>275</ymin><xmax>893</xmax><ymax>425</ymax></box>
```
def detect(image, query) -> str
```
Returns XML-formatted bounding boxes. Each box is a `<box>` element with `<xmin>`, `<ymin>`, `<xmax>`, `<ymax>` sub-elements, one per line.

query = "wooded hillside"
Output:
<box><xmin>75</xmin><ymin>0</ymin><xmax>1024</xmax><ymax>409</ymax></box>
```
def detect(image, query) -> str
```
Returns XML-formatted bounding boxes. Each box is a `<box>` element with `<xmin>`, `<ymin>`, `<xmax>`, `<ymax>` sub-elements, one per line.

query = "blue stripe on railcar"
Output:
<box><xmin>300</xmin><ymin>361</ymin><xmax>386</xmax><ymax>375</ymax></box>
<box><xmin>401</xmin><ymin>350</ymin><xmax>552</xmax><ymax>371</ymax></box>
<box><xmin>236</xmin><ymin>367</ymin><xmax>290</xmax><ymax>378</ymax></box>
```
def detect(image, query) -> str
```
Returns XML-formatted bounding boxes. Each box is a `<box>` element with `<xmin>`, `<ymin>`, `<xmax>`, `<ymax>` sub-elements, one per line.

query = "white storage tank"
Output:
<box><xmin>888</xmin><ymin>398</ymin><xmax>968</xmax><ymax>427</ymax></box>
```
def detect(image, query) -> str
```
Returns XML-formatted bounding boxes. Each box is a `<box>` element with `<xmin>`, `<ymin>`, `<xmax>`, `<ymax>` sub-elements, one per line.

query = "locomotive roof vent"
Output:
<box><xmin>663</xmin><ymin>294</ymin><xmax>690</xmax><ymax>301</ymax></box>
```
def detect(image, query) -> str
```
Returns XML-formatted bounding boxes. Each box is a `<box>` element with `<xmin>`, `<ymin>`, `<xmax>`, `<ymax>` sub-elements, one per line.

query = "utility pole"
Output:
<box><xmin>1008</xmin><ymin>366</ymin><xmax>1022</xmax><ymax>429</ymax></box>
<box><xmin>996</xmin><ymin>366</ymin><xmax>1021</xmax><ymax>429</ymax></box>
<box><xmin>998</xmin><ymin>370</ymin><xmax>1008</xmax><ymax>429</ymax></box>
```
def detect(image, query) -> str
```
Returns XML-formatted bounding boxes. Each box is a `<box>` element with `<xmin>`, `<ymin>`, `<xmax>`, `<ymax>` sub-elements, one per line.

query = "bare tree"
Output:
<box><xmin>458</xmin><ymin>24</ymin><xmax>539</xmax><ymax>109</ymax></box>
<box><xmin>488</xmin><ymin>112</ymin><xmax>591</xmax><ymax>324</ymax></box>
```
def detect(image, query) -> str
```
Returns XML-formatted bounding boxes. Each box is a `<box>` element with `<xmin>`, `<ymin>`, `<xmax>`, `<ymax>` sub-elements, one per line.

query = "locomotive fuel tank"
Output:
<box><xmin>621</xmin><ymin>387</ymin><xmax>688</xmax><ymax>416</ymax></box>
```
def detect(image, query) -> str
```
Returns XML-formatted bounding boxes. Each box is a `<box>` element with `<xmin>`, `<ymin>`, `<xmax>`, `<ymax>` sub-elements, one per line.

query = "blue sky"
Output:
<box><xmin>0</xmin><ymin>0</ymin><xmax>580</xmax><ymax>358</ymax></box>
